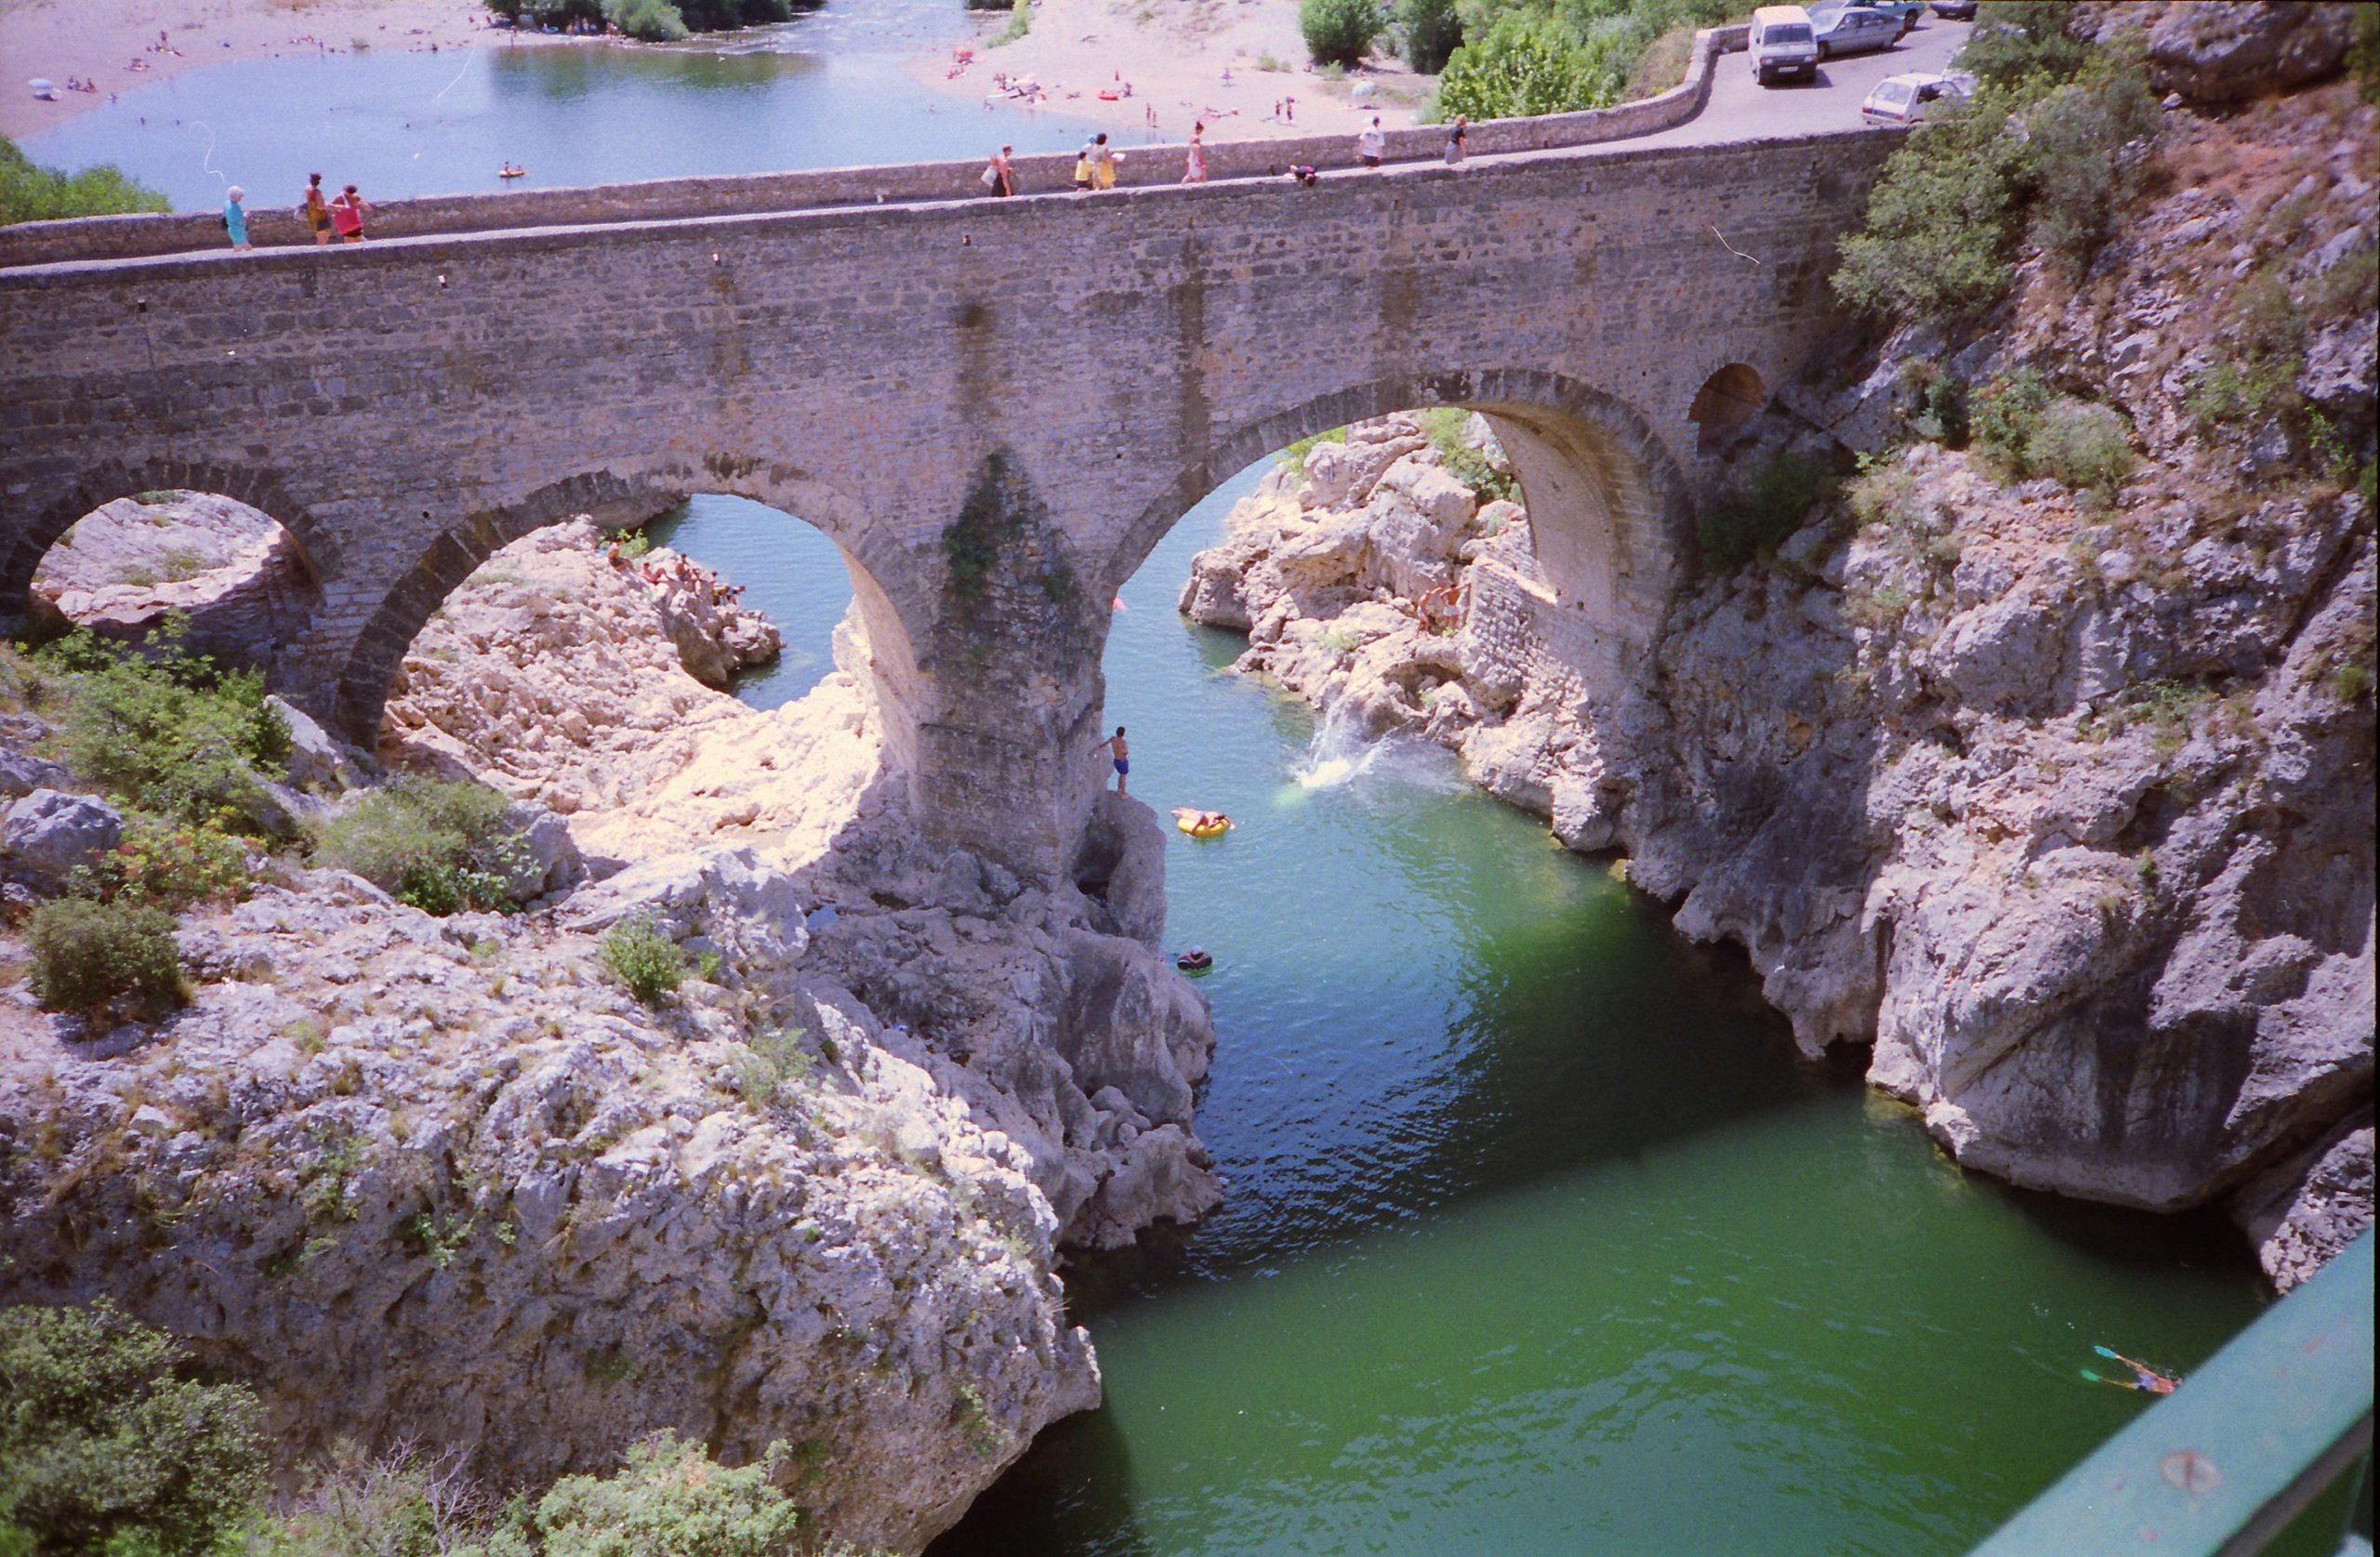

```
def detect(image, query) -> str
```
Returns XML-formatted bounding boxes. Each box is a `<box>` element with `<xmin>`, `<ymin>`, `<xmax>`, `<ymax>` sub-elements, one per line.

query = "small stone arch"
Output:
<box><xmin>1105</xmin><ymin>366</ymin><xmax>1694</xmax><ymax>648</ymax></box>
<box><xmin>1688</xmin><ymin>363</ymin><xmax>1767</xmax><ymax>455</ymax></box>
<box><xmin>4</xmin><ymin>458</ymin><xmax>330</xmax><ymax>616</ymax></box>
<box><xmin>324</xmin><ymin>459</ymin><xmax>931</xmax><ymax>759</ymax></box>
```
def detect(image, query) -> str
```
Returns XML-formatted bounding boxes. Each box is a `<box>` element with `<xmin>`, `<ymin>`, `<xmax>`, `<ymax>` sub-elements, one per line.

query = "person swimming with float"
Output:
<box><xmin>1171</xmin><ymin>807</ymin><xmax>1231</xmax><ymax>836</ymax></box>
<box><xmin>2082</xmin><ymin>1345</ymin><xmax>2178</xmax><ymax>1394</ymax></box>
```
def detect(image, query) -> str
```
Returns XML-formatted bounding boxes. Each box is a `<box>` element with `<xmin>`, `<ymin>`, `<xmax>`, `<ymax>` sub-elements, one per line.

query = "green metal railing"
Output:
<box><xmin>1972</xmin><ymin>1229</ymin><xmax>2373</xmax><ymax>1557</ymax></box>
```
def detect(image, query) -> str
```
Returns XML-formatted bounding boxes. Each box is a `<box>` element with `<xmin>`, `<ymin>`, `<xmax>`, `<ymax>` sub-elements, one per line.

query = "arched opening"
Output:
<box><xmin>1688</xmin><ymin>362</ymin><xmax>1768</xmax><ymax>456</ymax></box>
<box><xmin>1104</xmin><ymin>370</ymin><xmax>1689</xmax><ymax>670</ymax></box>
<box><xmin>26</xmin><ymin>489</ymin><xmax>323</xmax><ymax>675</ymax></box>
<box><xmin>358</xmin><ymin>468</ymin><xmax>922</xmax><ymax>874</ymax></box>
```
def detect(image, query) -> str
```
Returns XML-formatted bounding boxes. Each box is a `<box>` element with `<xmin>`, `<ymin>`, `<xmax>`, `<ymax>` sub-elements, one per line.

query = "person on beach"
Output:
<box><xmin>1357</xmin><ymin>116</ymin><xmax>1385</xmax><ymax>169</ymax></box>
<box><xmin>1095</xmin><ymin>727</ymin><xmax>1130</xmax><ymax>794</ymax></box>
<box><xmin>1182</xmin><ymin>123</ymin><xmax>1207</xmax><ymax>184</ymax></box>
<box><xmin>330</xmin><ymin>184</ymin><xmax>370</xmax><ymax>243</ymax></box>
<box><xmin>301</xmin><ymin>173</ymin><xmax>332</xmax><ymax>245</ymax></box>
<box><xmin>222</xmin><ymin>186</ymin><xmax>250</xmax><ymax>250</ymax></box>
<box><xmin>1444</xmin><ymin>114</ymin><xmax>1468</xmax><ymax>165</ymax></box>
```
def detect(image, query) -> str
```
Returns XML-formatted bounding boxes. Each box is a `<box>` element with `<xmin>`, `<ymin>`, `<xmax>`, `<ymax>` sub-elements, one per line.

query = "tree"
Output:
<box><xmin>1301</xmin><ymin>0</ymin><xmax>1383</xmax><ymax>68</ymax></box>
<box><xmin>1435</xmin><ymin>12</ymin><xmax>1614</xmax><ymax>121</ymax></box>
<box><xmin>0</xmin><ymin>138</ymin><xmax>167</xmax><ymax>227</ymax></box>
<box><xmin>1399</xmin><ymin>0</ymin><xmax>1463</xmax><ymax>73</ymax></box>
<box><xmin>0</xmin><ymin>1300</ymin><xmax>267</xmax><ymax>1555</ymax></box>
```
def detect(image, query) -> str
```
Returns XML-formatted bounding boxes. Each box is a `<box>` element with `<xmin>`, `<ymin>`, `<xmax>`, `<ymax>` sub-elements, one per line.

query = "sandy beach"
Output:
<box><xmin>914</xmin><ymin>0</ymin><xmax>1429</xmax><ymax>149</ymax></box>
<box><xmin>0</xmin><ymin>0</ymin><xmax>534</xmax><ymax>140</ymax></box>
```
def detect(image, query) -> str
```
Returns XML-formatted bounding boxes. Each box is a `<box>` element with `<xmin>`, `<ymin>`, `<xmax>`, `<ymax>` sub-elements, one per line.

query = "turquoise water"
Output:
<box><xmin>650</xmin><ymin>468</ymin><xmax>2268</xmax><ymax>1556</ymax></box>
<box><xmin>20</xmin><ymin>20</ymin><xmax>2280</xmax><ymax>1550</ymax></box>
<box><xmin>16</xmin><ymin>0</ymin><xmax>1105</xmax><ymax>213</ymax></box>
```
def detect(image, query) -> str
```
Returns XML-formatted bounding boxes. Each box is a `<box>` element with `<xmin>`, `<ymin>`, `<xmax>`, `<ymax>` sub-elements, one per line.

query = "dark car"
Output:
<box><xmin>1931</xmin><ymin>0</ymin><xmax>1978</xmax><ymax>17</ymax></box>
<box><xmin>1807</xmin><ymin>1</ymin><xmax>1906</xmax><ymax>58</ymax></box>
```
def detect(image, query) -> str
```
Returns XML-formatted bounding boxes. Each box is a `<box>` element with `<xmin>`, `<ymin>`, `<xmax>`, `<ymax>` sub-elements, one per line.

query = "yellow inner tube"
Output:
<box><xmin>1178</xmin><ymin>817</ymin><xmax>1229</xmax><ymax>838</ymax></box>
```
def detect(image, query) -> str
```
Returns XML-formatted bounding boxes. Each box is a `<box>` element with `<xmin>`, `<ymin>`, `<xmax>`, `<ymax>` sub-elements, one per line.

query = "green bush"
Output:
<box><xmin>601</xmin><ymin>916</ymin><xmax>685</xmax><ymax>1005</ymax></box>
<box><xmin>1301</xmin><ymin>0</ymin><xmax>1383</xmax><ymax>67</ymax></box>
<box><xmin>1972</xmin><ymin>369</ymin><xmax>2135</xmax><ymax>494</ymax></box>
<box><xmin>1399</xmin><ymin>0</ymin><xmax>1463</xmax><ymax>72</ymax></box>
<box><xmin>1279</xmin><ymin>426</ymin><xmax>1349</xmax><ymax>477</ymax></box>
<box><xmin>1834</xmin><ymin>16</ymin><xmax>2158</xmax><ymax>327</ymax></box>
<box><xmin>71</xmin><ymin>815</ymin><xmax>252</xmax><ymax>910</ymax></box>
<box><xmin>0</xmin><ymin>1300</ymin><xmax>266</xmax><ymax>1555</ymax></box>
<box><xmin>1435</xmin><ymin>12</ymin><xmax>1612</xmax><ymax>120</ymax></box>
<box><xmin>25</xmin><ymin>898</ymin><xmax>181</xmax><ymax>1011</ymax></box>
<box><xmin>496</xmin><ymin>1433</ymin><xmax>799</xmax><ymax>1557</ymax></box>
<box><xmin>1418</xmin><ymin>408</ymin><xmax>1520</xmax><ymax>503</ymax></box>
<box><xmin>37</xmin><ymin>621</ymin><xmax>289</xmax><ymax>832</ymax></box>
<box><xmin>1960</xmin><ymin>0</ymin><xmax>2086</xmax><ymax>89</ymax></box>
<box><xmin>0</xmin><ymin>136</ymin><xmax>167</xmax><ymax>227</ymax></box>
<box><xmin>605</xmin><ymin>0</ymin><xmax>689</xmax><ymax>39</ymax></box>
<box><xmin>1699</xmin><ymin>453</ymin><xmax>1830</xmax><ymax>574</ymax></box>
<box><xmin>311</xmin><ymin>777</ymin><xmax>529</xmax><ymax>915</ymax></box>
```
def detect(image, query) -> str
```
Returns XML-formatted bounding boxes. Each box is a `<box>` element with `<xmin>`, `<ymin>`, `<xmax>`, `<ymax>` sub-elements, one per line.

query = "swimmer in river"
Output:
<box><xmin>2085</xmin><ymin>1347</ymin><xmax>2177</xmax><ymax>1394</ymax></box>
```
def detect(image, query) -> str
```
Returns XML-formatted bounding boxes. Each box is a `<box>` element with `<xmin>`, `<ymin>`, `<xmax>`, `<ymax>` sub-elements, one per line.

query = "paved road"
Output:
<box><xmin>1646</xmin><ymin>15</ymin><xmax>1975</xmax><ymax>147</ymax></box>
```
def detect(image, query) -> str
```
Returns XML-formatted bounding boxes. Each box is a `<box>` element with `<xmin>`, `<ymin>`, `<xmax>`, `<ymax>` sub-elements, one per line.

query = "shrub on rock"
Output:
<box><xmin>312</xmin><ymin>777</ymin><xmax>533</xmax><ymax>915</ymax></box>
<box><xmin>24</xmin><ymin>897</ymin><xmax>180</xmax><ymax>1011</ymax></box>
<box><xmin>600</xmin><ymin>915</ymin><xmax>685</xmax><ymax>1005</ymax></box>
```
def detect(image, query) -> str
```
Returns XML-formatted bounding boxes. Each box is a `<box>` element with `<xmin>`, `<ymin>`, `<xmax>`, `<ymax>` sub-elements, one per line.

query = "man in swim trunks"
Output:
<box><xmin>302</xmin><ymin>172</ymin><xmax>331</xmax><ymax>246</ymax></box>
<box><xmin>1095</xmin><ymin>727</ymin><xmax>1130</xmax><ymax>794</ymax></box>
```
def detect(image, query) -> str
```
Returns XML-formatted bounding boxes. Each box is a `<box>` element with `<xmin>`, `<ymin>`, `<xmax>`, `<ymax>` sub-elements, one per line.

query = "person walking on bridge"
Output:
<box><xmin>985</xmin><ymin>144</ymin><xmax>1014</xmax><ymax>197</ymax></box>
<box><xmin>1095</xmin><ymin>727</ymin><xmax>1130</xmax><ymax>795</ymax></box>
<box><xmin>1182</xmin><ymin>122</ymin><xmax>1208</xmax><ymax>183</ymax></box>
<box><xmin>1357</xmin><ymin>115</ymin><xmax>1385</xmax><ymax>170</ymax></box>
<box><xmin>330</xmin><ymin>183</ymin><xmax>370</xmax><ymax>243</ymax></box>
<box><xmin>301</xmin><ymin>172</ymin><xmax>331</xmax><ymax>246</ymax></box>
<box><xmin>222</xmin><ymin>186</ymin><xmax>251</xmax><ymax>250</ymax></box>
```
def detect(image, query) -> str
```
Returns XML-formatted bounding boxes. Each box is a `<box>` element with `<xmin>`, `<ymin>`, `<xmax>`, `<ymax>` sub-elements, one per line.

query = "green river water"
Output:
<box><xmin>653</xmin><ymin>472</ymin><xmax>2269</xmax><ymax>1557</ymax></box>
<box><xmin>18</xmin><ymin>18</ymin><xmax>2286</xmax><ymax>1551</ymax></box>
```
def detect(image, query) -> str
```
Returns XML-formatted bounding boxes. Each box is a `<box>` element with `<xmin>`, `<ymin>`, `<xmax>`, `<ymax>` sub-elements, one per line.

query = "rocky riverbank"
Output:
<box><xmin>1182</xmin><ymin>47</ymin><xmax>2377</xmax><ymax>1286</ymax></box>
<box><xmin>1</xmin><ymin>513</ymin><xmax>1215</xmax><ymax>1550</ymax></box>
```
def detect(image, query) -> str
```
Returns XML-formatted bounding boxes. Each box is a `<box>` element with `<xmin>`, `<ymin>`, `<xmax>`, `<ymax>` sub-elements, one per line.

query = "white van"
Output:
<box><xmin>1749</xmin><ymin>6</ymin><xmax>1820</xmax><ymax>86</ymax></box>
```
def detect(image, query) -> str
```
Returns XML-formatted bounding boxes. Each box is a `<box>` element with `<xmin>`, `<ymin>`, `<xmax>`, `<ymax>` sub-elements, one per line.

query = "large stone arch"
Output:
<box><xmin>324</xmin><ymin>456</ymin><xmax>932</xmax><ymax>757</ymax></box>
<box><xmin>2</xmin><ymin>458</ymin><xmax>330</xmax><ymax>616</ymax></box>
<box><xmin>1103</xmin><ymin>367</ymin><xmax>1695</xmax><ymax>650</ymax></box>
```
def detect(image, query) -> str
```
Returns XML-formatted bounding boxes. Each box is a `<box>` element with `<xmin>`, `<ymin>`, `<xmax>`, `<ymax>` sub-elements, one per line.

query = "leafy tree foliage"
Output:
<box><xmin>1435</xmin><ymin>13</ymin><xmax>1612</xmax><ymax>119</ymax></box>
<box><xmin>1300</xmin><ymin>0</ymin><xmax>1385</xmax><ymax>67</ymax></box>
<box><xmin>0</xmin><ymin>1301</ymin><xmax>267</xmax><ymax>1555</ymax></box>
<box><xmin>1398</xmin><ymin>0</ymin><xmax>1464</xmax><ymax>73</ymax></box>
<box><xmin>0</xmin><ymin>137</ymin><xmax>166</xmax><ymax>227</ymax></box>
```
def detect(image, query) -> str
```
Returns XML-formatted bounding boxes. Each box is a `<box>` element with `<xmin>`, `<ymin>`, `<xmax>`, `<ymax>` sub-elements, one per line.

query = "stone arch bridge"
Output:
<box><xmin>0</xmin><ymin>129</ymin><xmax>1891</xmax><ymax>877</ymax></box>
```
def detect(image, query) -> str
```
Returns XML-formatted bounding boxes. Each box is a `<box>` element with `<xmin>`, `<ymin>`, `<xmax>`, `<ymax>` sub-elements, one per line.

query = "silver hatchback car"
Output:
<box><xmin>1808</xmin><ymin>1</ymin><xmax>1905</xmax><ymax>58</ymax></box>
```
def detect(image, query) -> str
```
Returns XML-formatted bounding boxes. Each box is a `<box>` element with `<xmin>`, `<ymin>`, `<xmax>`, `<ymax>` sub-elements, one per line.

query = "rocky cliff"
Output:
<box><xmin>1182</xmin><ymin>51</ymin><xmax>2375</xmax><ymax>1287</ymax></box>
<box><xmin>2</xmin><ymin>517</ymin><xmax>1217</xmax><ymax>1550</ymax></box>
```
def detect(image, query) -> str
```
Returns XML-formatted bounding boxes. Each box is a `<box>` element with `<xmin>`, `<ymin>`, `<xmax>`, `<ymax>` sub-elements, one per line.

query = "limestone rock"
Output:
<box><xmin>269</xmin><ymin>694</ymin><xmax>366</xmax><ymax>794</ymax></box>
<box><xmin>2145</xmin><ymin>1</ymin><xmax>2357</xmax><ymax>103</ymax></box>
<box><xmin>2</xmin><ymin>788</ymin><xmax>123</xmax><ymax>881</ymax></box>
<box><xmin>2230</xmin><ymin>1116</ymin><xmax>2375</xmax><ymax>1292</ymax></box>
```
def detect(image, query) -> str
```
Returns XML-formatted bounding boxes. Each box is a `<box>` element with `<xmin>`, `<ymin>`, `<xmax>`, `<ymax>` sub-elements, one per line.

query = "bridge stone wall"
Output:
<box><xmin>0</xmin><ymin>128</ymin><xmax>1892</xmax><ymax>877</ymax></box>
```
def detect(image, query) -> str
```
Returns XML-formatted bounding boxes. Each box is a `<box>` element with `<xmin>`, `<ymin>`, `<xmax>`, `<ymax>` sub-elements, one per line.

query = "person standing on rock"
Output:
<box><xmin>1357</xmin><ymin>115</ymin><xmax>1385</xmax><ymax>170</ymax></box>
<box><xmin>1095</xmin><ymin>727</ymin><xmax>1130</xmax><ymax>794</ymax></box>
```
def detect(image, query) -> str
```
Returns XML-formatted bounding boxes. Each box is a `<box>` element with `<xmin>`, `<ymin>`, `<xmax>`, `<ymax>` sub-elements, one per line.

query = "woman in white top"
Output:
<box><xmin>1182</xmin><ymin>122</ymin><xmax>1208</xmax><ymax>183</ymax></box>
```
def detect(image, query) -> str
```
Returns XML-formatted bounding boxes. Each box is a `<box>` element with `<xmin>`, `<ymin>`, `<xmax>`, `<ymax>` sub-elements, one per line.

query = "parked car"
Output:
<box><xmin>1806</xmin><ymin>1</ymin><xmax>1906</xmax><ymax>58</ymax></box>
<box><xmin>1748</xmin><ymin>5</ymin><xmax>1821</xmax><ymax>86</ymax></box>
<box><xmin>1930</xmin><ymin>0</ymin><xmax>1978</xmax><ymax>18</ymax></box>
<box><xmin>1858</xmin><ymin>0</ymin><xmax>1927</xmax><ymax>31</ymax></box>
<box><xmin>1860</xmin><ymin>71</ymin><xmax>1971</xmax><ymax>124</ymax></box>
